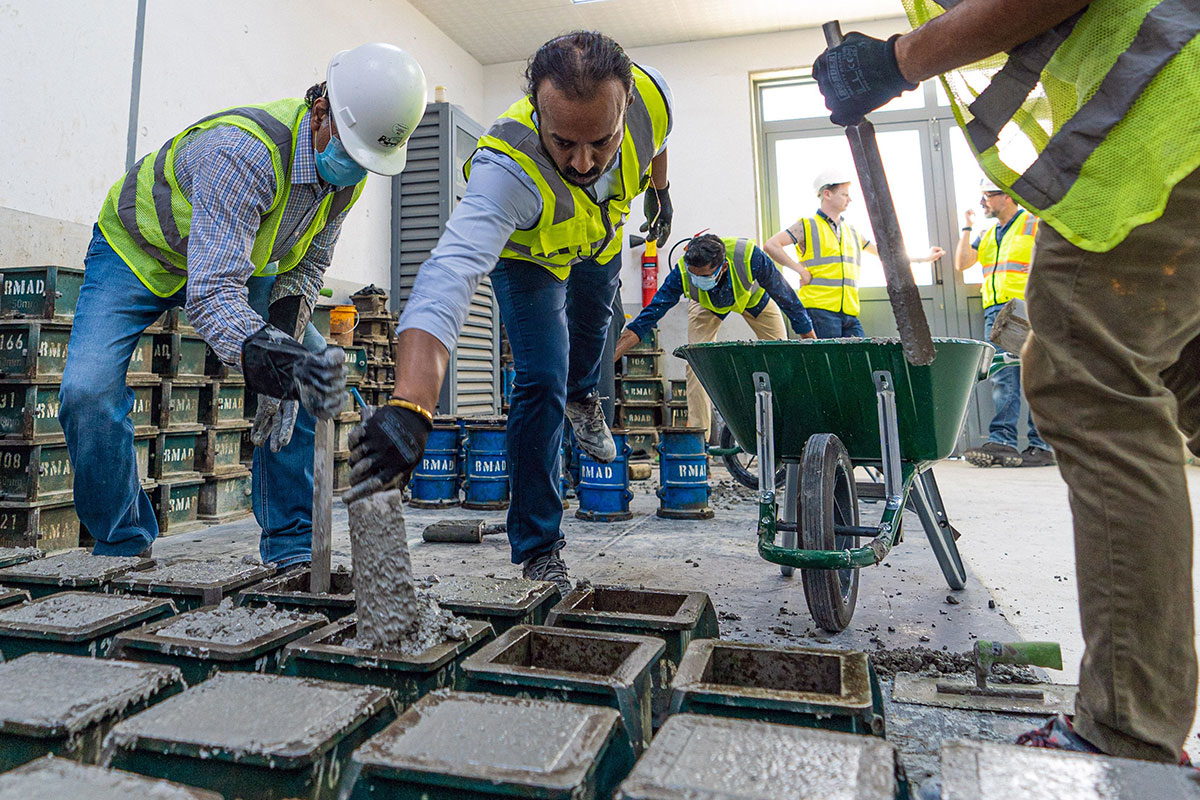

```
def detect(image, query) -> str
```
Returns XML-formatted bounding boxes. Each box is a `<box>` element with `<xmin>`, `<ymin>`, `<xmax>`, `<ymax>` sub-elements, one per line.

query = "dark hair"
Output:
<box><xmin>683</xmin><ymin>234</ymin><xmax>727</xmax><ymax>270</ymax></box>
<box><xmin>304</xmin><ymin>82</ymin><xmax>327</xmax><ymax>108</ymax></box>
<box><xmin>524</xmin><ymin>31</ymin><xmax>633</xmax><ymax>105</ymax></box>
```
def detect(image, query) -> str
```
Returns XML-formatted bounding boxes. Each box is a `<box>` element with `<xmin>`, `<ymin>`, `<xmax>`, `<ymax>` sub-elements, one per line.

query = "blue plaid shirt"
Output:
<box><xmin>173</xmin><ymin>109</ymin><xmax>347</xmax><ymax>365</ymax></box>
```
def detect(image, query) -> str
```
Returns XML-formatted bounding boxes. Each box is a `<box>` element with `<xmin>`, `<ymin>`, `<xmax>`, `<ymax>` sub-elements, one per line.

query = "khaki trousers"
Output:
<box><xmin>685</xmin><ymin>299</ymin><xmax>787</xmax><ymax>436</ymax></box>
<box><xmin>1023</xmin><ymin>168</ymin><xmax>1200</xmax><ymax>763</ymax></box>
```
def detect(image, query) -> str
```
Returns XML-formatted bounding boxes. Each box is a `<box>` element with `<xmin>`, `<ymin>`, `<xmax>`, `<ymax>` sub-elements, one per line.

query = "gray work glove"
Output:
<box><xmin>241</xmin><ymin>326</ymin><xmax>346</xmax><ymax>420</ymax></box>
<box><xmin>250</xmin><ymin>396</ymin><xmax>299</xmax><ymax>453</ymax></box>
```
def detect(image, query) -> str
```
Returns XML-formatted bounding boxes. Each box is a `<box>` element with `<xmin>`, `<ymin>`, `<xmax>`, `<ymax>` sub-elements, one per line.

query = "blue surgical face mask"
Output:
<box><xmin>689</xmin><ymin>264</ymin><xmax>724</xmax><ymax>291</ymax></box>
<box><xmin>315</xmin><ymin>134</ymin><xmax>368</xmax><ymax>187</ymax></box>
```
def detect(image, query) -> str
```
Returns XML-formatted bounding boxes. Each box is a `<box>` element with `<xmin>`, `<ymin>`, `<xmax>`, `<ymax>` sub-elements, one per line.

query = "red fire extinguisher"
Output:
<box><xmin>630</xmin><ymin>234</ymin><xmax>659</xmax><ymax>308</ymax></box>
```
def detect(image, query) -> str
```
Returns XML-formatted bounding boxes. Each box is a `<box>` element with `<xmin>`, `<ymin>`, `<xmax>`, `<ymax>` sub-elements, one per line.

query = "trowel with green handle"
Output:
<box><xmin>936</xmin><ymin>641</ymin><xmax>1064</xmax><ymax>700</ymax></box>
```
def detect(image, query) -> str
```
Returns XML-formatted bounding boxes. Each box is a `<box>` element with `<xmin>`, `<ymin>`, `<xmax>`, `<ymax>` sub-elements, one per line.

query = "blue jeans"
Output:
<box><xmin>60</xmin><ymin>225</ymin><xmax>321</xmax><ymax>565</ymax></box>
<box><xmin>492</xmin><ymin>254</ymin><xmax>622</xmax><ymax>565</ymax></box>
<box><xmin>983</xmin><ymin>302</ymin><xmax>1047</xmax><ymax>451</ymax></box>
<box><xmin>808</xmin><ymin>308</ymin><xmax>865</xmax><ymax>338</ymax></box>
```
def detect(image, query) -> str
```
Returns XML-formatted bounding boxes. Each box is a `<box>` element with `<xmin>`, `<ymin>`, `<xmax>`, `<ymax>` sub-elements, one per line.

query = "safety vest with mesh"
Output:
<box><xmin>903</xmin><ymin>0</ymin><xmax>1200</xmax><ymax>253</ymax></box>
<box><xmin>97</xmin><ymin>99</ymin><xmax>365</xmax><ymax>298</ymax></box>
<box><xmin>465</xmin><ymin>66</ymin><xmax>671</xmax><ymax>279</ymax></box>
<box><xmin>977</xmin><ymin>210</ymin><xmax>1038</xmax><ymax>309</ymax></box>
<box><xmin>794</xmin><ymin>215</ymin><xmax>866</xmax><ymax>316</ymax></box>
<box><xmin>678</xmin><ymin>237</ymin><xmax>766</xmax><ymax>315</ymax></box>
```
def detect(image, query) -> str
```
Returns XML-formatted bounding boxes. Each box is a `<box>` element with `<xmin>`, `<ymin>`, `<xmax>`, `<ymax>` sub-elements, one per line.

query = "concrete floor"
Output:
<box><xmin>153</xmin><ymin>458</ymin><xmax>1200</xmax><ymax>790</ymax></box>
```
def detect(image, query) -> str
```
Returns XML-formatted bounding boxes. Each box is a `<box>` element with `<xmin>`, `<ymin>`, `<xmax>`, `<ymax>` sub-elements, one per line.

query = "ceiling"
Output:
<box><xmin>408</xmin><ymin>0</ymin><xmax>904</xmax><ymax>65</ymax></box>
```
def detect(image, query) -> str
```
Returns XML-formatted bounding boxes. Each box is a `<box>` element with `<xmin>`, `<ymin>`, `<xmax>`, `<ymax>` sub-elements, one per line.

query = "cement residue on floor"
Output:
<box><xmin>420</xmin><ymin>574</ymin><xmax>547</xmax><ymax>607</ymax></box>
<box><xmin>0</xmin><ymin>593</ymin><xmax>152</xmax><ymax>631</ymax></box>
<box><xmin>127</xmin><ymin>558</ymin><xmax>262</xmax><ymax>586</ymax></box>
<box><xmin>0</xmin><ymin>756</ymin><xmax>218</xmax><ymax>800</ymax></box>
<box><xmin>107</xmin><ymin>672</ymin><xmax>383</xmax><ymax>757</ymax></box>
<box><xmin>347</xmin><ymin>490</ymin><xmax>420</xmax><ymax>649</ymax></box>
<box><xmin>343</xmin><ymin>592</ymin><xmax>470</xmax><ymax>656</ymax></box>
<box><xmin>870</xmin><ymin>646</ymin><xmax>1037</xmax><ymax>683</ymax></box>
<box><xmin>0</xmin><ymin>653</ymin><xmax>179</xmax><ymax>734</ymax></box>
<box><xmin>0</xmin><ymin>549</ymin><xmax>143</xmax><ymax>580</ymax></box>
<box><xmin>151</xmin><ymin>599</ymin><xmax>321</xmax><ymax>646</ymax></box>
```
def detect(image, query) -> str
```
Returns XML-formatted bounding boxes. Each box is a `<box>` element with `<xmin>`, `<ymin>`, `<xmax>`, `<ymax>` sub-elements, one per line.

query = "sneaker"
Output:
<box><xmin>522</xmin><ymin>540</ymin><xmax>572</xmax><ymax>595</ymax></box>
<box><xmin>1015</xmin><ymin>714</ymin><xmax>1101</xmax><ymax>753</ymax></box>
<box><xmin>1020</xmin><ymin>446</ymin><xmax>1056</xmax><ymax>467</ymax></box>
<box><xmin>565</xmin><ymin>394</ymin><xmax>616</xmax><ymax>463</ymax></box>
<box><xmin>964</xmin><ymin>441</ymin><xmax>1023</xmax><ymax>468</ymax></box>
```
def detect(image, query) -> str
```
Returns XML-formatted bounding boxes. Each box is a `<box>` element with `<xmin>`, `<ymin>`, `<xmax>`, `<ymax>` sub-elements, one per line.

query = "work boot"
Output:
<box><xmin>1015</xmin><ymin>714</ymin><xmax>1101</xmax><ymax>753</ymax></box>
<box><xmin>963</xmin><ymin>441</ymin><xmax>1023</xmax><ymax>468</ymax></box>
<box><xmin>565</xmin><ymin>393</ymin><xmax>616</xmax><ymax>463</ymax></box>
<box><xmin>522</xmin><ymin>540</ymin><xmax>572</xmax><ymax>596</ymax></box>
<box><xmin>1020</xmin><ymin>446</ymin><xmax>1056</xmax><ymax>467</ymax></box>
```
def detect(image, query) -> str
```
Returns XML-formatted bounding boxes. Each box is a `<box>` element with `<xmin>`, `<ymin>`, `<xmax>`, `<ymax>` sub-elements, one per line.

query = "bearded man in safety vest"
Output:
<box><xmin>816</xmin><ymin>0</ymin><xmax>1200</xmax><ymax>771</ymax></box>
<box><xmin>764</xmin><ymin>166</ymin><xmax>944</xmax><ymax>338</ymax></box>
<box><xmin>614</xmin><ymin>234</ymin><xmax>817</xmax><ymax>437</ymax></box>
<box><xmin>956</xmin><ymin>179</ymin><xmax>1053</xmax><ymax>468</ymax></box>
<box><xmin>343</xmin><ymin>32</ymin><xmax>673</xmax><ymax>594</ymax></box>
<box><xmin>60</xmin><ymin>44</ymin><xmax>427</xmax><ymax>566</ymax></box>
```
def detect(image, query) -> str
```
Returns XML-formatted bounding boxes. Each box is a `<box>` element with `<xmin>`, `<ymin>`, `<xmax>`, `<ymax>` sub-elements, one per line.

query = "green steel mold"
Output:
<box><xmin>0</xmin><ymin>591</ymin><xmax>174</xmax><ymax>658</ymax></box>
<box><xmin>0</xmin><ymin>549</ymin><xmax>152</xmax><ymax>599</ymax></box>
<box><xmin>0</xmin><ymin>265</ymin><xmax>84</xmax><ymax>322</ymax></box>
<box><xmin>236</xmin><ymin>566</ymin><xmax>356</xmax><ymax>619</ymax></box>
<box><xmin>423</xmin><ymin>574</ymin><xmax>561</xmax><ymax>634</ymax></box>
<box><xmin>109</xmin><ymin>559</ymin><xmax>275</xmax><ymax>612</ymax></box>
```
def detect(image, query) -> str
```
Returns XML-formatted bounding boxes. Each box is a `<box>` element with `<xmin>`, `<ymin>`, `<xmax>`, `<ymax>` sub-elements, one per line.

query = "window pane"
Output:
<box><xmin>761</xmin><ymin>80</ymin><xmax>927</xmax><ymax>122</ymax></box>
<box><xmin>948</xmin><ymin>126</ymin><xmax>987</xmax><ymax>284</ymax></box>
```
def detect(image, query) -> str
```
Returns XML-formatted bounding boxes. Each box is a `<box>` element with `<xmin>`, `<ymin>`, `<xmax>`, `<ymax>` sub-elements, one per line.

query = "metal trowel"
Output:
<box><xmin>422</xmin><ymin>519</ymin><xmax>506</xmax><ymax>543</ymax></box>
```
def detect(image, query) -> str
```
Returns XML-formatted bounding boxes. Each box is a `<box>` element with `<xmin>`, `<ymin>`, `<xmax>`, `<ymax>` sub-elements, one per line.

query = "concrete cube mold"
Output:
<box><xmin>0</xmin><ymin>587</ymin><xmax>30</xmax><ymax>608</ymax></box>
<box><xmin>0</xmin><ymin>653</ymin><xmax>183</xmax><ymax>770</ymax></box>
<box><xmin>546</xmin><ymin>585</ymin><xmax>719</xmax><ymax>727</ymax></box>
<box><xmin>110</xmin><ymin>602</ymin><xmax>327</xmax><ymax>685</ymax></box>
<box><xmin>0</xmin><ymin>755</ymin><xmax>221</xmax><ymax>800</ymax></box>
<box><xmin>347</xmin><ymin>690</ymin><xmax>634</xmax><ymax>800</ymax></box>
<box><xmin>0</xmin><ymin>549</ymin><xmax>154</xmax><ymax>599</ymax></box>
<box><xmin>423</xmin><ymin>574</ymin><xmax>561</xmax><ymax>633</ymax></box>
<box><xmin>615</xmin><ymin>713</ymin><xmax>902</xmax><ymax>800</ymax></box>
<box><xmin>0</xmin><ymin>546</ymin><xmax>42</xmax><ymax>569</ymax></box>
<box><xmin>460</xmin><ymin>624</ymin><xmax>664</xmax><ymax>755</ymax></box>
<box><xmin>236</xmin><ymin>566</ymin><xmax>356</xmax><ymax>619</ymax></box>
<box><xmin>109</xmin><ymin>559</ymin><xmax>276</xmax><ymax>611</ymax></box>
<box><xmin>281</xmin><ymin>615</ymin><xmax>493</xmax><ymax>707</ymax></box>
<box><xmin>0</xmin><ymin>265</ymin><xmax>85</xmax><ymax>322</ymax></box>
<box><xmin>669</xmin><ymin>640</ymin><xmax>886</xmax><ymax>737</ymax></box>
<box><xmin>0</xmin><ymin>591</ymin><xmax>174</xmax><ymax>659</ymax></box>
<box><xmin>106</xmin><ymin>672</ymin><xmax>394</xmax><ymax>800</ymax></box>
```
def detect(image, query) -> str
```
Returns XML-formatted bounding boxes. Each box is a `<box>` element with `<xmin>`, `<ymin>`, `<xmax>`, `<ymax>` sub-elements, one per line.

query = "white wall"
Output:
<box><xmin>0</xmin><ymin>0</ymin><xmax>485</xmax><ymax>299</ymax></box>
<box><xmin>482</xmin><ymin>18</ymin><xmax>909</xmax><ymax>378</ymax></box>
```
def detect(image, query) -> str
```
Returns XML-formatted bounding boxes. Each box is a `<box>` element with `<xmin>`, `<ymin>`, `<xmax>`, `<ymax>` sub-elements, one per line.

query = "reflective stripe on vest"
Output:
<box><xmin>679</xmin><ymin>237</ymin><xmax>766</xmax><ymax>315</ymax></box>
<box><xmin>97</xmin><ymin>98</ymin><xmax>364</xmax><ymax>297</ymax></box>
<box><xmin>465</xmin><ymin>65</ymin><xmax>671</xmax><ymax>279</ymax></box>
<box><xmin>796</xmin><ymin>215</ymin><xmax>863</xmax><ymax>316</ymax></box>
<box><xmin>904</xmin><ymin>0</ymin><xmax>1200</xmax><ymax>253</ymax></box>
<box><xmin>977</xmin><ymin>211</ymin><xmax>1037</xmax><ymax>308</ymax></box>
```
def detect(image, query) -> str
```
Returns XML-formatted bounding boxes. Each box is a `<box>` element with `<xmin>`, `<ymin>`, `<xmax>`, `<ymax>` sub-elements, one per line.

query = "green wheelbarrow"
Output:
<box><xmin>677</xmin><ymin>338</ymin><xmax>994</xmax><ymax>632</ymax></box>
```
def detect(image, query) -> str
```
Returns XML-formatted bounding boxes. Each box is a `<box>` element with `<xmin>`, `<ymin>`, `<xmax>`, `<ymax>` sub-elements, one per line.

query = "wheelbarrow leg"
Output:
<box><xmin>910</xmin><ymin>469</ymin><xmax>968</xmax><ymax>590</ymax></box>
<box><xmin>779</xmin><ymin>463</ymin><xmax>799</xmax><ymax>578</ymax></box>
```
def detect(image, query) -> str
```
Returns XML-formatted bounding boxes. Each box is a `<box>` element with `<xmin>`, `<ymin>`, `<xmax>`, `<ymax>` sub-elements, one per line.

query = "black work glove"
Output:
<box><xmin>241</xmin><ymin>325</ymin><xmax>346</xmax><ymax>420</ymax></box>
<box><xmin>813</xmin><ymin>33</ymin><xmax>918</xmax><ymax>127</ymax></box>
<box><xmin>640</xmin><ymin>184</ymin><xmax>673</xmax><ymax>244</ymax></box>
<box><xmin>342</xmin><ymin>404</ymin><xmax>432</xmax><ymax>505</ymax></box>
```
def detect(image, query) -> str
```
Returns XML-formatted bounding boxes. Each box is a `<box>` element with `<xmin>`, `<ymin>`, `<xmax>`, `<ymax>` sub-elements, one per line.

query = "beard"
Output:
<box><xmin>556</xmin><ymin>147</ymin><xmax>621</xmax><ymax>188</ymax></box>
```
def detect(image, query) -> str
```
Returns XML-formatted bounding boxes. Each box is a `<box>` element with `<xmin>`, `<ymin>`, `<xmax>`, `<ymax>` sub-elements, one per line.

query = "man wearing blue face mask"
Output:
<box><xmin>59</xmin><ymin>43</ymin><xmax>427</xmax><ymax>566</ymax></box>
<box><xmin>614</xmin><ymin>233</ymin><xmax>818</xmax><ymax>437</ymax></box>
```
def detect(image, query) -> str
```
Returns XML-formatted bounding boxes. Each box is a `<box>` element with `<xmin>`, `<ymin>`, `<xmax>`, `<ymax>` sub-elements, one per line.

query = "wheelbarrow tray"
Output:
<box><xmin>676</xmin><ymin>338</ymin><xmax>992</xmax><ymax>467</ymax></box>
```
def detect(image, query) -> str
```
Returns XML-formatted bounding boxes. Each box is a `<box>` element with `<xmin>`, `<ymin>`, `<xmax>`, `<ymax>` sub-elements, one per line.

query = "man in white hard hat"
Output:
<box><xmin>764</xmin><ymin>166</ymin><xmax>944</xmax><ymax>338</ymax></box>
<box><xmin>956</xmin><ymin>178</ymin><xmax>1053</xmax><ymax>468</ymax></box>
<box><xmin>60</xmin><ymin>43</ymin><xmax>427</xmax><ymax>566</ymax></box>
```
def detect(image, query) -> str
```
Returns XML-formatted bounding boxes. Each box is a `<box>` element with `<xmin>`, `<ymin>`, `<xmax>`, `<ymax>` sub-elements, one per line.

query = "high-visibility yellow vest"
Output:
<box><xmin>795</xmin><ymin>215</ymin><xmax>866</xmax><ymax>316</ymax></box>
<box><xmin>977</xmin><ymin>210</ymin><xmax>1038</xmax><ymax>309</ymax></box>
<box><xmin>903</xmin><ymin>0</ymin><xmax>1200</xmax><ymax>253</ymax></box>
<box><xmin>678</xmin><ymin>237</ymin><xmax>765</xmax><ymax>314</ymax></box>
<box><xmin>97</xmin><ymin>99</ymin><xmax>365</xmax><ymax>298</ymax></box>
<box><xmin>466</xmin><ymin>66</ymin><xmax>671</xmax><ymax>279</ymax></box>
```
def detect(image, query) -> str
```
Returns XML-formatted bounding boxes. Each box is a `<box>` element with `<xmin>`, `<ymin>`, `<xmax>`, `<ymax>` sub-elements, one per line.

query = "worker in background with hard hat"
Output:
<box><xmin>956</xmin><ymin>178</ymin><xmax>1053</xmax><ymax>469</ymax></box>
<box><xmin>614</xmin><ymin>233</ymin><xmax>818</xmax><ymax>438</ymax></box>
<box><xmin>59</xmin><ymin>43</ymin><xmax>427</xmax><ymax>567</ymax></box>
<box><xmin>764</xmin><ymin>166</ymin><xmax>945</xmax><ymax>338</ymax></box>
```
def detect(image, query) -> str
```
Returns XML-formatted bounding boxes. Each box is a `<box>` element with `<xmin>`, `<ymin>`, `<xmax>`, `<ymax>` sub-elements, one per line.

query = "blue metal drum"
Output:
<box><xmin>656</xmin><ymin>427</ymin><xmax>713</xmax><ymax>519</ymax></box>
<box><xmin>575</xmin><ymin>430</ymin><xmax>633</xmax><ymax>522</ymax></box>
<box><xmin>462</xmin><ymin>417</ymin><xmax>509</xmax><ymax>510</ymax></box>
<box><xmin>409</xmin><ymin>419</ymin><xmax>461</xmax><ymax>508</ymax></box>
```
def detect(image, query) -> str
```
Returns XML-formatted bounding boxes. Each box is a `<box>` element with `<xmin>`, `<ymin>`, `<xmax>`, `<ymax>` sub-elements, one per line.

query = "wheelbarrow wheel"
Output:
<box><xmin>718</xmin><ymin>424</ymin><xmax>785</xmax><ymax>490</ymax></box>
<box><xmin>799</xmin><ymin>433</ymin><xmax>860</xmax><ymax>633</ymax></box>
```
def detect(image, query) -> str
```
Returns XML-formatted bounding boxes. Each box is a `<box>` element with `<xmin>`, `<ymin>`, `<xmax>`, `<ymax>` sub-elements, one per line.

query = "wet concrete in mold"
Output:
<box><xmin>121</xmin><ymin>558</ymin><xmax>266</xmax><ymax>587</ymax></box>
<box><xmin>420</xmin><ymin>574</ymin><xmax>549</xmax><ymax>607</ymax></box>
<box><xmin>701</xmin><ymin>644</ymin><xmax>845</xmax><ymax>696</ymax></box>
<box><xmin>341</xmin><ymin>592</ymin><xmax>470</xmax><ymax>656</ymax></box>
<box><xmin>0</xmin><ymin>756</ymin><xmax>221</xmax><ymax>800</ymax></box>
<box><xmin>0</xmin><ymin>550</ymin><xmax>144</xmax><ymax>581</ymax></box>
<box><xmin>0</xmin><ymin>546</ymin><xmax>42</xmax><ymax>564</ymax></box>
<box><xmin>151</xmin><ymin>599</ymin><xmax>322</xmax><ymax>647</ymax></box>
<box><xmin>0</xmin><ymin>653</ymin><xmax>180</xmax><ymax>735</ymax></box>
<box><xmin>348</xmin><ymin>490</ymin><xmax>420</xmax><ymax>648</ymax></box>
<box><xmin>0</xmin><ymin>593</ymin><xmax>157</xmax><ymax>631</ymax></box>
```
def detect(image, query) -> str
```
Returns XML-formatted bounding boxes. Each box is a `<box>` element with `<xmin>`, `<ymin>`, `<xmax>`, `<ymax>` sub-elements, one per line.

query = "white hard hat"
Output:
<box><xmin>326</xmin><ymin>43</ymin><xmax>428</xmax><ymax>176</ymax></box>
<box><xmin>980</xmin><ymin>176</ymin><xmax>1002</xmax><ymax>193</ymax></box>
<box><xmin>814</xmin><ymin>166</ymin><xmax>855</xmax><ymax>196</ymax></box>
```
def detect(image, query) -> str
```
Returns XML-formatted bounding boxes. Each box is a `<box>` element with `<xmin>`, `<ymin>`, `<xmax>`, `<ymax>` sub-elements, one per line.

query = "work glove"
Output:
<box><xmin>241</xmin><ymin>325</ymin><xmax>346</xmax><ymax>420</ymax></box>
<box><xmin>640</xmin><ymin>184</ymin><xmax>673</xmax><ymax>244</ymax></box>
<box><xmin>342</xmin><ymin>403</ymin><xmax>432</xmax><ymax>505</ymax></box>
<box><xmin>250</xmin><ymin>396</ymin><xmax>299</xmax><ymax>453</ymax></box>
<box><xmin>813</xmin><ymin>33</ymin><xmax>918</xmax><ymax>126</ymax></box>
